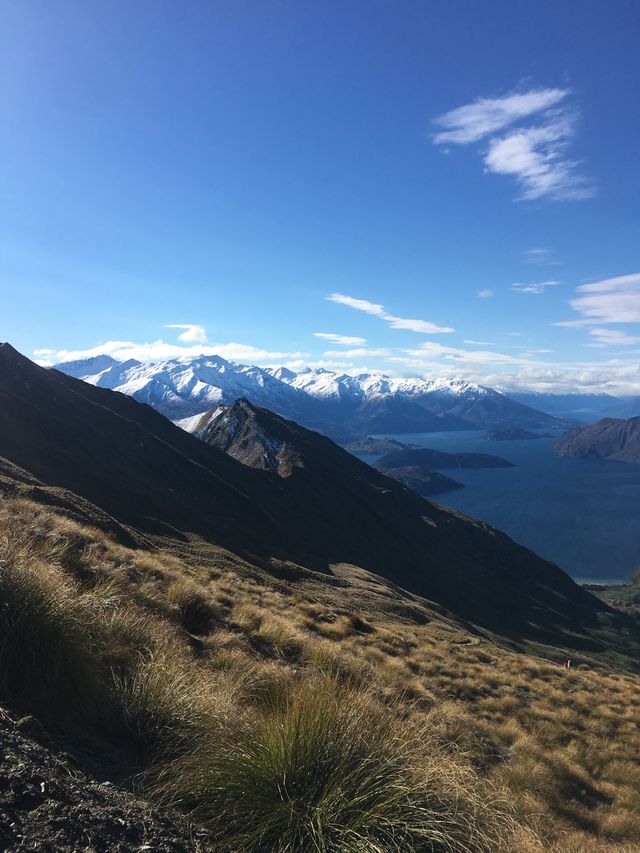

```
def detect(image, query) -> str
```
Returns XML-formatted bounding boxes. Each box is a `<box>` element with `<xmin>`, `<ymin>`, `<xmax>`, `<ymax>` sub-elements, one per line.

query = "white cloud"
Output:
<box><xmin>400</xmin><ymin>341</ymin><xmax>527</xmax><ymax>365</ymax></box>
<box><xmin>34</xmin><ymin>334</ymin><xmax>640</xmax><ymax>396</ymax></box>
<box><xmin>512</xmin><ymin>279</ymin><xmax>561</xmax><ymax>294</ymax></box>
<box><xmin>463</xmin><ymin>339</ymin><xmax>496</xmax><ymax>345</ymax></box>
<box><xmin>433</xmin><ymin>88</ymin><xmax>569</xmax><ymax>144</ymax></box>
<box><xmin>557</xmin><ymin>273</ymin><xmax>640</xmax><ymax>325</ymax></box>
<box><xmin>323</xmin><ymin>348</ymin><xmax>391</xmax><ymax>359</ymax></box>
<box><xmin>487</xmin><ymin>360</ymin><xmax>640</xmax><ymax>396</ymax></box>
<box><xmin>433</xmin><ymin>87</ymin><xmax>593</xmax><ymax>201</ymax></box>
<box><xmin>164</xmin><ymin>324</ymin><xmax>208</xmax><ymax>343</ymax></box>
<box><xmin>326</xmin><ymin>294</ymin><xmax>385</xmax><ymax>316</ymax></box>
<box><xmin>484</xmin><ymin>115</ymin><xmax>593</xmax><ymax>201</ymax></box>
<box><xmin>477</xmin><ymin>289</ymin><xmax>494</xmax><ymax>298</ymax></box>
<box><xmin>327</xmin><ymin>292</ymin><xmax>454</xmax><ymax>334</ymax></box>
<box><xmin>587</xmin><ymin>328</ymin><xmax>640</xmax><ymax>348</ymax></box>
<box><xmin>313</xmin><ymin>332</ymin><xmax>367</xmax><ymax>346</ymax></box>
<box><xmin>34</xmin><ymin>339</ymin><xmax>309</xmax><ymax>366</ymax></box>
<box><xmin>384</xmin><ymin>315</ymin><xmax>454</xmax><ymax>333</ymax></box>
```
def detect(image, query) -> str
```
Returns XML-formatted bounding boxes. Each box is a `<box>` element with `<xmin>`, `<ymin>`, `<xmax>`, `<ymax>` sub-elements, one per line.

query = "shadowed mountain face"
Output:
<box><xmin>555</xmin><ymin>417</ymin><xmax>640</xmax><ymax>465</ymax></box>
<box><xmin>194</xmin><ymin>399</ymin><xmax>304</xmax><ymax>477</ymax></box>
<box><xmin>0</xmin><ymin>344</ymin><xmax>635</xmax><ymax>652</ymax></box>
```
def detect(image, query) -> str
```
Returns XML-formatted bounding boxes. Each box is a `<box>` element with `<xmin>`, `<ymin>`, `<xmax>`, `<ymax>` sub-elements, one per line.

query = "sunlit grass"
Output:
<box><xmin>1</xmin><ymin>497</ymin><xmax>640</xmax><ymax>850</ymax></box>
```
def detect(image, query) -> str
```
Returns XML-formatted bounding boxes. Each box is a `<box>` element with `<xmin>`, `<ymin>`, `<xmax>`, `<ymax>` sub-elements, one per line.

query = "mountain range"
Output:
<box><xmin>55</xmin><ymin>353</ymin><xmax>565</xmax><ymax>438</ymax></box>
<box><xmin>1</xmin><ymin>341</ymin><xmax>636</xmax><ymax>656</ymax></box>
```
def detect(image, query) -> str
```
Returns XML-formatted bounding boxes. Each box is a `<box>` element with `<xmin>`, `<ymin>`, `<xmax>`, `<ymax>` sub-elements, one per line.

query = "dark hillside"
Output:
<box><xmin>0</xmin><ymin>343</ymin><xmax>636</xmax><ymax>654</ymax></box>
<box><xmin>555</xmin><ymin>417</ymin><xmax>640</xmax><ymax>464</ymax></box>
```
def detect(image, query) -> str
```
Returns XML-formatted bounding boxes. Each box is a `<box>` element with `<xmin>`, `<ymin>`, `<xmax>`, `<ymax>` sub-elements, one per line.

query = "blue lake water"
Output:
<box><xmin>366</xmin><ymin>431</ymin><xmax>640</xmax><ymax>583</ymax></box>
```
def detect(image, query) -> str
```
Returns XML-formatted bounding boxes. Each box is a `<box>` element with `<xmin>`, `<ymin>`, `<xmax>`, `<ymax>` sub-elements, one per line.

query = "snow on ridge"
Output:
<box><xmin>54</xmin><ymin>353</ymin><xmax>505</xmax><ymax>418</ymax></box>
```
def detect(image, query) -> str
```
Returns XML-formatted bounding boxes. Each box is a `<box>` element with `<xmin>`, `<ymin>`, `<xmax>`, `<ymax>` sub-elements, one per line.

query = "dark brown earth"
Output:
<box><xmin>0</xmin><ymin>709</ymin><xmax>209</xmax><ymax>852</ymax></box>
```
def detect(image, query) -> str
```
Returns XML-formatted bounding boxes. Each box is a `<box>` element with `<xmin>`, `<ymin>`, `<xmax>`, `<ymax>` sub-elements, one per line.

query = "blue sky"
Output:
<box><xmin>1</xmin><ymin>0</ymin><xmax>639</xmax><ymax>393</ymax></box>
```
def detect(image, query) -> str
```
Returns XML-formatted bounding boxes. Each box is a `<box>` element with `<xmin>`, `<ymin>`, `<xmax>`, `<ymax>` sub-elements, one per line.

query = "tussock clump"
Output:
<box><xmin>166</xmin><ymin>579</ymin><xmax>221</xmax><ymax>635</ymax></box>
<box><xmin>158</xmin><ymin>674</ymin><xmax>517</xmax><ymax>852</ymax></box>
<box><xmin>0</xmin><ymin>529</ymin><xmax>111</xmax><ymax>731</ymax></box>
<box><xmin>3</xmin><ymin>500</ymin><xmax>640</xmax><ymax>850</ymax></box>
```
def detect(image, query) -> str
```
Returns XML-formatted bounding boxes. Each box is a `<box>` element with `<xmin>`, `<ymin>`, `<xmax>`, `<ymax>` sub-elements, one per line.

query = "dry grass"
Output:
<box><xmin>158</xmin><ymin>673</ymin><xmax>519</xmax><ymax>852</ymax></box>
<box><xmin>1</xmin><ymin>497</ymin><xmax>639</xmax><ymax>850</ymax></box>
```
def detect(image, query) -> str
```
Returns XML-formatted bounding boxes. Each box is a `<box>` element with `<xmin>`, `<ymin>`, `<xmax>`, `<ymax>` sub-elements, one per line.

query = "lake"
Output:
<box><xmin>365</xmin><ymin>431</ymin><xmax>640</xmax><ymax>583</ymax></box>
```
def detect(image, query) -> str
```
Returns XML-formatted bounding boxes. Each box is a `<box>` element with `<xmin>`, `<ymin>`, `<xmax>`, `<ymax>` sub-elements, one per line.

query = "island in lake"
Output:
<box><xmin>378</xmin><ymin>465</ymin><xmax>464</xmax><ymax>497</ymax></box>
<box><xmin>485</xmin><ymin>427</ymin><xmax>550</xmax><ymax>441</ymax></box>
<box><xmin>376</xmin><ymin>447</ymin><xmax>514</xmax><ymax>470</ymax></box>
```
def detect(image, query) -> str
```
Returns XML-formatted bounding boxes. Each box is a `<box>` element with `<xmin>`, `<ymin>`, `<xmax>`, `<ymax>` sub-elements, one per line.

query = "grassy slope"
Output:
<box><xmin>1</xmin><ymin>498</ymin><xmax>639</xmax><ymax>852</ymax></box>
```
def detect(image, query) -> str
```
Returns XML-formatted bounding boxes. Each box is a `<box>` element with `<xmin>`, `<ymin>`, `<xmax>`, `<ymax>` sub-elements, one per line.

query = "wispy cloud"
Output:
<box><xmin>512</xmin><ymin>279</ymin><xmax>561</xmax><ymax>294</ymax></box>
<box><xmin>463</xmin><ymin>339</ymin><xmax>496</xmax><ymax>346</ymax></box>
<box><xmin>164</xmin><ymin>324</ymin><xmax>208</xmax><ymax>343</ymax></box>
<box><xmin>323</xmin><ymin>347</ymin><xmax>391</xmax><ymax>359</ymax></box>
<box><xmin>477</xmin><ymin>289</ymin><xmax>494</xmax><ymax>298</ymax></box>
<box><xmin>555</xmin><ymin>273</ymin><xmax>640</xmax><ymax>326</ymax></box>
<box><xmin>399</xmin><ymin>341</ymin><xmax>527</xmax><ymax>365</ymax></box>
<box><xmin>434</xmin><ymin>88</ymin><xmax>568</xmax><ymax>144</ymax></box>
<box><xmin>327</xmin><ymin>292</ymin><xmax>454</xmax><ymax>334</ymax></box>
<box><xmin>587</xmin><ymin>328</ymin><xmax>640</xmax><ymax>347</ymax></box>
<box><xmin>433</xmin><ymin>87</ymin><xmax>594</xmax><ymax>201</ymax></box>
<box><xmin>326</xmin><ymin>294</ymin><xmax>386</xmax><ymax>316</ymax></box>
<box><xmin>524</xmin><ymin>247</ymin><xmax>561</xmax><ymax>266</ymax></box>
<box><xmin>313</xmin><ymin>332</ymin><xmax>367</xmax><ymax>346</ymax></box>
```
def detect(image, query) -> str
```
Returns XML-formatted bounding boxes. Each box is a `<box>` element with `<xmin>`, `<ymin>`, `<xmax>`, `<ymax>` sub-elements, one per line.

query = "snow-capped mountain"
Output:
<box><xmin>53</xmin><ymin>355</ymin><xmax>563</xmax><ymax>437</ymax></box>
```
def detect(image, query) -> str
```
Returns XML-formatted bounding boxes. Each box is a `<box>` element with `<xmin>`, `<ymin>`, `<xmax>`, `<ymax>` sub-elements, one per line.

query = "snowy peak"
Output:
<box><xmin>53</xmin><ymin>355</ymin><xmax>563</xmax><ymax>434</ymax></box>
<box><xmin>54</xmin><ymin>354</ymin><xmax>302</xmax><ymax>419</ymax></box>
<box><xmin>199</xmin><ymin>398</ymin><xmax>305</xmax><ymax>477</ymax></box>
<box><xmin>51</xmin><ymin>354</ymin><xmax>121</xmax><ymax>378</ymax></box>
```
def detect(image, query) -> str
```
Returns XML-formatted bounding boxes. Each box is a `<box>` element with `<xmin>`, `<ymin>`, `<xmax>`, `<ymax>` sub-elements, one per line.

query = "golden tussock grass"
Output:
<box><xmin>1</xmin><ymin>497</ymin><xmax>639</xmax><ymax>850</ymax></box>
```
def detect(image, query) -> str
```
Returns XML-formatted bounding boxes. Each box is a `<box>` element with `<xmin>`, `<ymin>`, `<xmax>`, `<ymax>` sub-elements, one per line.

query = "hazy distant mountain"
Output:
<box><xmin>53</xmin><ymin>355</ymin><xmax>562</xmax><ymax>436</ymax></box>
<box><xmin>508</xmin><ymin>391</ymin><xmax>622</xmax><ymax>423</ymax></box>
<box><xmin>555</xmin><ymin>417</ymin><xmax>640</xmax><ymax>465</ymax></box>
<box><xmin>603</xmin><ymin>396</ymin><xmax>640</xmax><ymax>420</ymax></box>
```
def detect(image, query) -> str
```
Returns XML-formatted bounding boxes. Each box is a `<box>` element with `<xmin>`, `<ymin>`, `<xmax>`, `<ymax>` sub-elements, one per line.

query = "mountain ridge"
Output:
<box><xmin>53</xmin><ymin>353</ymin><xmax>564</xmax><ymax>437</ymax></box>
<box><xmin>555</xmin><ymin>416</ymin><xmax>640</xmax><ymax>465</ymax></box>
